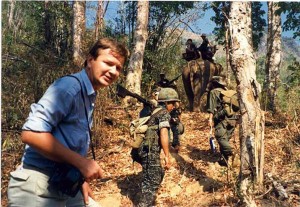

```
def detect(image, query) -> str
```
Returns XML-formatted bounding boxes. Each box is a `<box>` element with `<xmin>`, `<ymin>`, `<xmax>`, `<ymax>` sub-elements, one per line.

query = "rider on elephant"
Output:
<box><xmin>198</xmin><ymin>33</ymin><xmax>214</xmax><ymax>62</ymax></box>
<box><xmin>183</xmin><ymin>39</ymin><xmax>200</xmax><ymax>62</ymax></box>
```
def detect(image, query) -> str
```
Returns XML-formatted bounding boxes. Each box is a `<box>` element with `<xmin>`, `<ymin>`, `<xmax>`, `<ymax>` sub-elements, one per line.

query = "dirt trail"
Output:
<box><xmin>2</xmin><ymin>106</ymin><xmax>299</xmax><ymax>206</ymax></box>
<box><xmin>93</xmin><ymin>108</ymin><xmax>240</xmax><ymax>207</ymax></box>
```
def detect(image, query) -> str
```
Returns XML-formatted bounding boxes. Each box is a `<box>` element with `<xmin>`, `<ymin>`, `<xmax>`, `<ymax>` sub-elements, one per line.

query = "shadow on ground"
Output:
<box><xmin>116</xmin><ymin>171</ymin><xmax>142</xmax><ymax>206</ymax></box>
<box><xmin>171</xmin><ymin>151</ymin><xmax>223</xmax><ymax>192</ymax></box>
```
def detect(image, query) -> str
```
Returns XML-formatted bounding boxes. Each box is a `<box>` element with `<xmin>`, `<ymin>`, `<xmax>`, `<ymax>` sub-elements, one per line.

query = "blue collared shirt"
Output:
<box><xmin>22</xmin><ymin>69</ymin><xmax>97</xmax><ymax>170</ymax></box>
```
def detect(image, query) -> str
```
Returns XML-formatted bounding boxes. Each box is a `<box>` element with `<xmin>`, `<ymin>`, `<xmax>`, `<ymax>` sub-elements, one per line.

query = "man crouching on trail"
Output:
<box><xmin>137</xmin><ymin>87</ymin><xmax>180</xmax><ymax>207</ymax></box>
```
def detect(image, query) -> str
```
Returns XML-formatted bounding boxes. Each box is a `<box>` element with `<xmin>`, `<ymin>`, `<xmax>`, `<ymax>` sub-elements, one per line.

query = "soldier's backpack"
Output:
<box><xmin>129</xmin><ymin>108</ymin><xmax>165</xmax><ymax>164</ymax></box>
<box><xmin>215</xmin><ymin>88</ymin><xmax>240</xmax><ymax>117</ymax></box>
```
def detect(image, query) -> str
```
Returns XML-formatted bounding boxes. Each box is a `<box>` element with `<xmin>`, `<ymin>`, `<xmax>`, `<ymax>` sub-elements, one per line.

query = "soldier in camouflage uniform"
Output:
<box><xmin>170</xmin><ymin>102</ymin><xmax>184</xmax><ymax>152</ymax></box>
<box><xmin>207</xmin><ymin>76</ymin><xmax>237</xmax><ymax>167</ymax></box>
<box><xmin>155</xmin><ymin>74</ymin><xmax>184</xmax><ymax>152</ymax></box>
<box><xmin>138</xmin><ymin>88</ymin><xmax>180</xmax><ymax>207</ymax></box>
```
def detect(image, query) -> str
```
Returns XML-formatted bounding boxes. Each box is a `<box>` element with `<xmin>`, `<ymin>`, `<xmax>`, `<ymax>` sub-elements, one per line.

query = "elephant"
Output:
<box><xmin>182</xmin><ymin>59</ymin><xmax>223</xmax><ymax>112</ymax></box>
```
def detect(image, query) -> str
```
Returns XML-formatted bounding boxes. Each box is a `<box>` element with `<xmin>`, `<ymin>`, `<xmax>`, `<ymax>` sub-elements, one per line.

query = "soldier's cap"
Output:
<box><xmin>158</xmin><ymin>87</ymin><xmax>180</xmax><ymax>102</ymax></box>
<box><xmin>201</xmin><ymin>33</ymin><xmax>206</xmax><ymax>37</ymax></box>
<box><xmin>160</xmin><ymin>73</ymin><xmax>165</xmax><ymax>76</ymax></box>
<box><xmin>187</xmin><ymin>38</ymin><xmax>192</xmax><ymax>42</ymax></box>
<box><xmin>211</xmin><ymin>76</ymin><xmax>226</xmax><ymax>86</ymax></box>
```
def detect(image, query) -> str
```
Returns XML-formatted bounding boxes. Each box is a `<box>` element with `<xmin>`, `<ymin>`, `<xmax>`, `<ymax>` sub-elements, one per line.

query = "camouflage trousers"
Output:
<box><xmin>171</xmin><ymin>122</ymin><xmax>184</xmax><ymax>147</ymax></box>
<box><xmin>138</xmin><ymin>147</ymin><xmax>164</xmax><ymax>207</ymax></box>
<box><xmin>214</xmin><ymin>120</ymin><xmax>235</xmax><ymax>158</ymax></box>
<box><xmin>171</xmin><ymin>124</ymin><xmax>180</xmax><ymax>147</ymax></box>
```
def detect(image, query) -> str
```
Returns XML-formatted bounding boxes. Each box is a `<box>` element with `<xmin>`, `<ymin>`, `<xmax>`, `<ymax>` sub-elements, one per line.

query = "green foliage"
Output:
<box><xmin>147</xmin><ymin>2</ymin><xmax>195</xmax><ymax>52</ymax></box>
<box><xmin>142</xmin><ymin>41</ymin><xmax>185</xmax><ymax>97</ymax></box>
<box><xmin>252</xmin><ymin>2</ymin><xmax>267</xmax><ymax>51</ymax></box>
<box><xmin>2</xmin><ymin>1</ymin><xmax>74</xmax><ymax>135</ymax></box>
<box><xmin>277</xmin><ymin>2</ymin><xmax>300</xmax><ymax>39</ymax></box>
<box><xmin>150</xmin><ymin>1</ymin><xmax>194</xmax><ymax>16</ymax></box>
<box><xmin>286</xmin><ymin>57</ymin><xmax>300</xmax><ymax>87</ymax></box>
<box><xmin>256</xmin><ymin>55</ymin><xmax>266</xmax><ymax>85</ymax></box>
<box><xmin>210</xmin><ymin>2</ymin><xmax>230</xmax><ymax>45</ymax></box>
<box><xmin>210</xmin><ymin>2</ymin><xmax>266</xmax><ymax>51</ymax></box>
<box><xmin>112</xmin><ymin>1</ymin><xmax>198</xmax><ymax>102</ymax></box>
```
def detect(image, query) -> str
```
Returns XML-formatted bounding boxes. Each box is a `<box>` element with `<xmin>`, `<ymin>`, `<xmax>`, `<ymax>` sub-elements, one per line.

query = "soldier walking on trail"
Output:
<box><xmin>155</xmin><ymin>74</ymin><xmax>184</xmax><ymax>152</ymax></box>
<box><xmin>155</xmin><ymin>72</ymin><xmax>181</xmax><ymax>91</ymax></box>
<box><xmin>206</xmin><ymin>76</ymin><xmax>237</xmax><ymax>167</ymax></box>
<box><xmin>138</xmin><ymin>88</ymin><xmax>180</xmax><ymax>207</ymax></box>
<box><xmin>156</xmin><ymin>73</ymin><xmax>171</xmax><ymax>88</ymax></box>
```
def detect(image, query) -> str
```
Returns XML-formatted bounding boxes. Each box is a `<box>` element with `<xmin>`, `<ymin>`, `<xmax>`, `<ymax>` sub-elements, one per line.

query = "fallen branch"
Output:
<box><xmin>255</xmin><ymin>185</ymin><xmax>273</xmax><ymax>199</ymax></box>
<box><xmin>97</xmin><ymin>139</ymin><xmax>126</xmax><ymax>159</ymax></box>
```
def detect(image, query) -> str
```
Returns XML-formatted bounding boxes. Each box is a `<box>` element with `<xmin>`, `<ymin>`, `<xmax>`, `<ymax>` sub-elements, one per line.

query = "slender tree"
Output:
<box><xmin>229</xmin><ymin>2</ymin><xmax>265</xmax><ymax>206</ymax></box>
<box><xmin>44</xmin><ymin>1</ymin><xmax>51</xmax><ymax>45</ymax></box>
<box><xmin>8</xmin><ymin>0</ymin><xmax>15</xmax><ymax>29</ymax></box>
<box><xmin>94</xmin><ymin>0</ymin><xmax>104</xmax><ymax>40</ymax></box>
<box><xmin>125</xmin><ymin>0</ymin><xmax>149</xmax><ymax>98</ymax></box>
<box><xmin>73</xmin><ymin>1</ymin><xmax>86</xmax><ymax>66</ymax></box>
<box><xmin>94</xmin><ymin>0</ymin><xmax>109</xmax><ymax>40</ymax></box>
<box><xmin>264</xmin><ymin>2</ymin><xmax>282</xmax><ymax>113</ymax></box>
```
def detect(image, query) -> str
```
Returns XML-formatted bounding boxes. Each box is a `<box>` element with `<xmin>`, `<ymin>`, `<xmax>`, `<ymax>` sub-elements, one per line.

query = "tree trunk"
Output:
<box><xmin>125</xmin><ymin>0</ymin><xmax>149</xmax><ymax>104</ymax></box>
<box><xmin>130</xmin><ymin>2</ymin><xmax>136</xmax><ymax>46</ymax></box>
<box><xmin>8</xmin><ymin>0</ymin><xmax>15</xmax><ymax>29</ymax></box>
<box><xmin>229</xmin><ymin>2</ymin><xmax>265</xmax><ymax>206</ymax></box>
<box><xmin>120</xmin><ymin>1</ymin><xmax>126</xmax><ymax>35</ymax></box>
<box><xmin>94</xmin><ymin>0</ymin><xmax>104</xmax><ymax>40</ymax></box>
<box><xmin>225</xmin><ymin>24</ymin><xmax>231</xmax><ymax>85</ymax></box>
<box><xmin>44</xmin><ymin>1</ymin><xmax>51</xmax><ymax>46</ymax></box>
<box><xmin>73</xmin><ymin>1</ymin><xmax>86</xmax><ymax>67</ymax></box>
<box><xmin>264</xmin><ymin>2</ymin><xmax>282</xmax><ymax>113</ymax></box>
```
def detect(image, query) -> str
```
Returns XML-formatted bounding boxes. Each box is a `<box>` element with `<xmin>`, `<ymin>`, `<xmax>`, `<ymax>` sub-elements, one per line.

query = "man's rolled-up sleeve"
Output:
<box><xmin>22</xmin><ymin>85</ymin><xmax>74</xmax><ymax>132</ymax></box>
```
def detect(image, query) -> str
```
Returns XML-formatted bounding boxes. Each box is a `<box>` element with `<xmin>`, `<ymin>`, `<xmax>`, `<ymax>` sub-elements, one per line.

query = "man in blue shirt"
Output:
<box><xmin>7</xmin><ymin>38</ymin><xmax>128</xmax><ymax>207</ymax></box>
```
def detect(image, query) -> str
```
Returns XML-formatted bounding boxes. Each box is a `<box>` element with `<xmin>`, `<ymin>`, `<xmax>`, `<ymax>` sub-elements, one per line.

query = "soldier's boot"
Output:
<box><xmin>218</xmin><ymin>154</ymin><xmax>231</xmax><ymax>167</ymax></box>
<box><xmin>218</xmin><ymin>156</ymin><xmax>228</xmax><ymax>167</ymax></box>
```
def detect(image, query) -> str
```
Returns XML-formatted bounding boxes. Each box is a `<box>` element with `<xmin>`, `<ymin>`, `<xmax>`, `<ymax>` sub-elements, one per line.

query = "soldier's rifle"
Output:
<box><xmin>116</xmin><ymin>85</ymin><xmax>152</xmax><ymax>107</ymax></box>
<box><xmin>167</xmin><ymin>74</ymin><xmax>182</xmax><ymax>86</ymax></box>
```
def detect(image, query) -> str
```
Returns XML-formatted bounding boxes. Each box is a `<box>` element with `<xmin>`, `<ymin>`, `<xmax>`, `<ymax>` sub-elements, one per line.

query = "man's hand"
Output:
<box><xmin>81</xmin><ymin>182</ymin><xmax>94</xmax><ymax>205</ymax></box>
<box><xmin>164</xmin><ymin>156</ymin><xmax>171</xmax><ymax>170</ymax></box>
<box><xmin>78</xmin><ymin>159</ymin><xmax>104</xmax><ymax>182</ymax></box>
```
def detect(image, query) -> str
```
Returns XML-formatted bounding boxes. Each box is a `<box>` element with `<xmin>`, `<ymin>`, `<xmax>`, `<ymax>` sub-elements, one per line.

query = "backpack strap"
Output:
<box><xmin>147</xmin><ymin>107</ymin><xmax>167</xmax><ymax>127</ymax></box>
<box><xmin>211</xmin><ymin>87</ymin><xmax>225</xmax><ymax>109</ymax></box>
